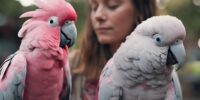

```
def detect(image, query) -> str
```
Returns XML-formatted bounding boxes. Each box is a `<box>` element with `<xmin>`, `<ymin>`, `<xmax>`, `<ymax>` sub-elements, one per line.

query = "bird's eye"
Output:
<box><xmin>65</xmin><ymin>21</ymin><xmax>69</xmax><ymax>24</ymax></box>
<box><xmin>50</xmin><ymin>20</ymin><xmax>54</xmax><ymax>24</ymax></box>
<box><xmin>156</xmin><ymin>37</ymin><xmax>161</xmax><ymax>42</ymax></box>
<box><xmin>153</xmin><ymin>33</ymin><xmax>163</xmax><ymax>46</ymax></box>
<box><xmin>174</xmin><ymin>39</ymin><xmax>181</xmax><ymax>45</ymax></box>
<box><xmin>48</xmin><ymin>16</ymin><xmax>59</xmax><ymax>27</ymax></box>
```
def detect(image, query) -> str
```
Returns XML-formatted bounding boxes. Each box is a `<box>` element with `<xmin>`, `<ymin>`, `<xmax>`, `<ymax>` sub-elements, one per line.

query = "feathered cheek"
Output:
<box><xmin>42</xmin><ymin>34</ymin><xmax>60</xmax><ymax>48</ymax></box>
<box><xmin>48</xmin><ymin>30</ymin><xmax>61</xmax><ymax>43</ymax></box>
<box><xmin>53</xmin><ymin>32</ymin><xmax>60</xmax><ymax>41</ymax></box>
<box><xmin>52</xmin><ymin>37</ymin><xmax>60</xmax><ymax>47</ymax></box>
<box><xmin>158</xmin><ymin>48</ymin><xmax>168</xmax><ymax>62</ymax></box>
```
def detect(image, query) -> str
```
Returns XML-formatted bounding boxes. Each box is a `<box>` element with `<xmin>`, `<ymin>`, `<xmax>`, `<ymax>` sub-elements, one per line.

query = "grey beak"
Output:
<box><xmin>60</xmin><ymin>21</ymin><xmax>77</xmax><ymax>48</ymax></box>
<box><xmin>166</xmin><ymin>42</ymin><xmax>186</xmax><ymax>70</ymax></box>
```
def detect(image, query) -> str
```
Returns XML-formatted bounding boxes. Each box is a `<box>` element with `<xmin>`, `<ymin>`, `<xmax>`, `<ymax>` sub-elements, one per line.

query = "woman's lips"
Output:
<box><xmin>95</xmin><ymin>27</ymin><xmax>112</xmax><ymax>33</ymax></box>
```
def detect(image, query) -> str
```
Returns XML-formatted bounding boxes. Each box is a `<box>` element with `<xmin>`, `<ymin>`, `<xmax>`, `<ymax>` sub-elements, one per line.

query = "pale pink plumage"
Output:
<box><xmin>97</xmin><ymin>15</ymin><xmax>185</xmax><ymax>100</ymax></box>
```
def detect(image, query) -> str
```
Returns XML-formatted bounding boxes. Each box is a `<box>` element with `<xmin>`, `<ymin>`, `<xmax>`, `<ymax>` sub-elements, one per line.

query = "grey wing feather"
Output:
<box><xmin>99</xmin><ymin>58</ymin><xmax>123</xmax><ymax>100</ymax></box>
<box><xmin>0</xmin><ymin>53</ymin><xmax>27</xmax><ymax>100</ymax></box>
<box><xmin>99</xmin><ymin>60</ymin><xmax>114</xmax><ymax>100</ymax></box>
<box><xmin>99</xmin><ymin>82</ymin><xmax>114</xmax><ymax>100</ymax></box>
<box><xmin>172</xmin><ymin>70</ymin><xmax>182</xmax><ymax>100</ymax></box>
<box><xmin>60</xmin><ymin>63</ymin><xmax>72</xmax><ymax>100</ymax></box>
<box><xmin>0</xmin><ymin>53</ymin><xmax>17</xmax><ymax>77</ymax></box>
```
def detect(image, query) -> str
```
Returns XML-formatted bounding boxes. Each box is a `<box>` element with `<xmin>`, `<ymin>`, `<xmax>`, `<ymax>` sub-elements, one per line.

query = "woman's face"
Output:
<box><xmin>90</xmin><ymin>0</ymin><xmax>136</xmax><ymax>45</ymax></box>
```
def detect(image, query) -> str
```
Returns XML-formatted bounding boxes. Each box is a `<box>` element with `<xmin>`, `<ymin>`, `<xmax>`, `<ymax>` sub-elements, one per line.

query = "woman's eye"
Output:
<box><xmin>107</xmin><ymin>4</ymin><xmax>119</xmax><ymax>10</ymax></box>
<box><xmin>107</xmin><ymin>1</ymin><xmax>120</xmax><ymax>10</ymax></box>
<box><xmin>48</xmin><ymin>16</ymin><xmax>59</xmax><ymax>27</ymax></box>
<box><xmin>92</xmin><ymin>6</ymin><xmax>97</xmax><ymax>11</ymax></box>
<box><xmin>90</xmin><ymin>3</ymin><xmax>98</xmax><ymax>11</ymax></box>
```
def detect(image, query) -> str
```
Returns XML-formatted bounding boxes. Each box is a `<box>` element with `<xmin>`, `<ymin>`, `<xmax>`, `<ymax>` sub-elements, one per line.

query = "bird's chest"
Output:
<box><xmin>24</xmin><ymin>61</ymin><xmax>64</xmax><ymax>100</ymax></box>
<box><xmin>112</xmin><ymin>71</ymin><xmax>170</xmax><ymax>100</ymax></box>
<box><xmin>121</xmin><ymin>85</ymin><xmax>168</xmax><ymax>100</ymax></box>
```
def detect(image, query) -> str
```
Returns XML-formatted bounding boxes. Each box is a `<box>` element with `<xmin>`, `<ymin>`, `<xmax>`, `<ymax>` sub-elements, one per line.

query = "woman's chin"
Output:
<box><xmin>98</xmin><ymin>39</ymin><xmax>112</xmax><ymax>45</ymax></box>
<box><xmin>98</xmin><ymin>37</ymin><xmax>121</xmax><ymax>45</ymax></box>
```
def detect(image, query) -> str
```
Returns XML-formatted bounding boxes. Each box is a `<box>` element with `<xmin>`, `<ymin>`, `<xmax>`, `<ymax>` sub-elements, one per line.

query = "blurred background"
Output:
<box><xmin>0</xmin><ymin>0</ymin><xmax>199</xmax><ymax>99</ymax></box>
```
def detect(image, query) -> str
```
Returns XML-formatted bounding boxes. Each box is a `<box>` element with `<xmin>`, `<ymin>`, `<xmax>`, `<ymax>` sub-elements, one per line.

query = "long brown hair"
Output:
<box><xmin>72</xmin><ymin>0</ymin><xmax>158</xmax><ymax>80</ymax></box>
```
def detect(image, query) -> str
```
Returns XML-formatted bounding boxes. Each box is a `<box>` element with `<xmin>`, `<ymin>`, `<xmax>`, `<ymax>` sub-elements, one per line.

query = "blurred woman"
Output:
<box><xmin>69</xmin><ymin>0</ymin><xmax>158</xmax><ymax>100</ymax></box>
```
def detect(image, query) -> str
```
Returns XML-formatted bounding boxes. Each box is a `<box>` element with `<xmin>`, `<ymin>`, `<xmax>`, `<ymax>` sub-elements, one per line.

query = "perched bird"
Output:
<box><xmin>97</xmin><ymin>15</ymin><xmax>186</xmax><ymax>100</ymax></box>
<box><xmin>0</xmin><ymin>0</ymin><xmax>77</xmax><ymax>100</ymax></box>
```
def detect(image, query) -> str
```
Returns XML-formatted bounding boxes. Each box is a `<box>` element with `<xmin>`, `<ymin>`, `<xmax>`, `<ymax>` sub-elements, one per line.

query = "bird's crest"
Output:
<box><xmin>20</xmin><ymin>0</ymin><xmax>75</xmax><ymax>19</ymax></box>
<box><xmin>18</xmin><ymin>0</ymin><xmax>77</xmax><ymax>38</ymax></box>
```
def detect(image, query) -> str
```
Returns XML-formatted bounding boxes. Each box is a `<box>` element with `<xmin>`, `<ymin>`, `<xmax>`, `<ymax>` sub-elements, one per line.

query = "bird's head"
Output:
<box><xmin>133</xmin><ymin>15</ymin><xmax>186</xmax><ymax>70</ymax></box>
<box><xmin>18</xmin><ymin>0</ymin><xmax>77</xmax><ymax>50</ymax></box>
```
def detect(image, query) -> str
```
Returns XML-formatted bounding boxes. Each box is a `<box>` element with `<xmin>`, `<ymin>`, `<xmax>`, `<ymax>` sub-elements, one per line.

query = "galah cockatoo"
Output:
<box><xmin>98</xmin><ymin>15</ymin><xmax>186</xmax><ymax>100</ymax></box>
<box><xmin>0</xmin><ymin>0</ymin><xmax>77</xmax><ymax>100</ymax></box>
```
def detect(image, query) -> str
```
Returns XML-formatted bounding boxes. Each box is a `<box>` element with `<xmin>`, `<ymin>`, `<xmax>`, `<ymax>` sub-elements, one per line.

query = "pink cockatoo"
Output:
<box><xmin>0</xmin><ymin>0</ymin><xmax>77</xmax><ymax>100</ymax></box>
<box><xmin>97</xmin><ymin>15</ymin><xmax>186</xmax><ymax>100</ymax></box>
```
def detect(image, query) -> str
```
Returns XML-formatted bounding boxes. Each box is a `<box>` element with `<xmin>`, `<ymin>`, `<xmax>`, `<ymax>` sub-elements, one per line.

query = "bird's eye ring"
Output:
<box><xmin>48</xmin><ymin>16</ymin><xmax>59</xmax><ymax>27</ymax></box>
<box><xmin>153</xmin><ymin>33</ymin><xmax>163</xmax><ymax>46</ymax></box>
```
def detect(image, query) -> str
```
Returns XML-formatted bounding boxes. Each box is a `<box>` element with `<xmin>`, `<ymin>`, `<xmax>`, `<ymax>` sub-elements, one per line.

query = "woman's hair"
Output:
<box><xmin>73</xmin><ymin>0</ymin><xmax>158</xmax><ymax>80</ymax></box>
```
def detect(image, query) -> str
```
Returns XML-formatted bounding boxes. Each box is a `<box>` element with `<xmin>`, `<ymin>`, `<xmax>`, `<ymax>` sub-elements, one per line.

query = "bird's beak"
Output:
<box><xmin>166</xmin><ymin>42</ymin><xmax>186</xmax><ymax>70</ymax></box>
<box><xmin>60</xmin><ymin>21</ymin><xmax>77</xmax><ymax>48</ymax></box>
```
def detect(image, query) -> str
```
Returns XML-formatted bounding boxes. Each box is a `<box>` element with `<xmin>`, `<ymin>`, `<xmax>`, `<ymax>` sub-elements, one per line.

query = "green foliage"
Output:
<box><xmin>71</xmin><ymin>0</ymin><xmax>88</xmax><ymax>32</ymax></box>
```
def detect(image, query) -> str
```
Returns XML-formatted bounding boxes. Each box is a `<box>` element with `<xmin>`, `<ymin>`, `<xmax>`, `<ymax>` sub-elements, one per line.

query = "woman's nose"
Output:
<box><xmin>94</xmin><ymin>5</ymin><xmax>107</xmax><ymax>21</ymax></box>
